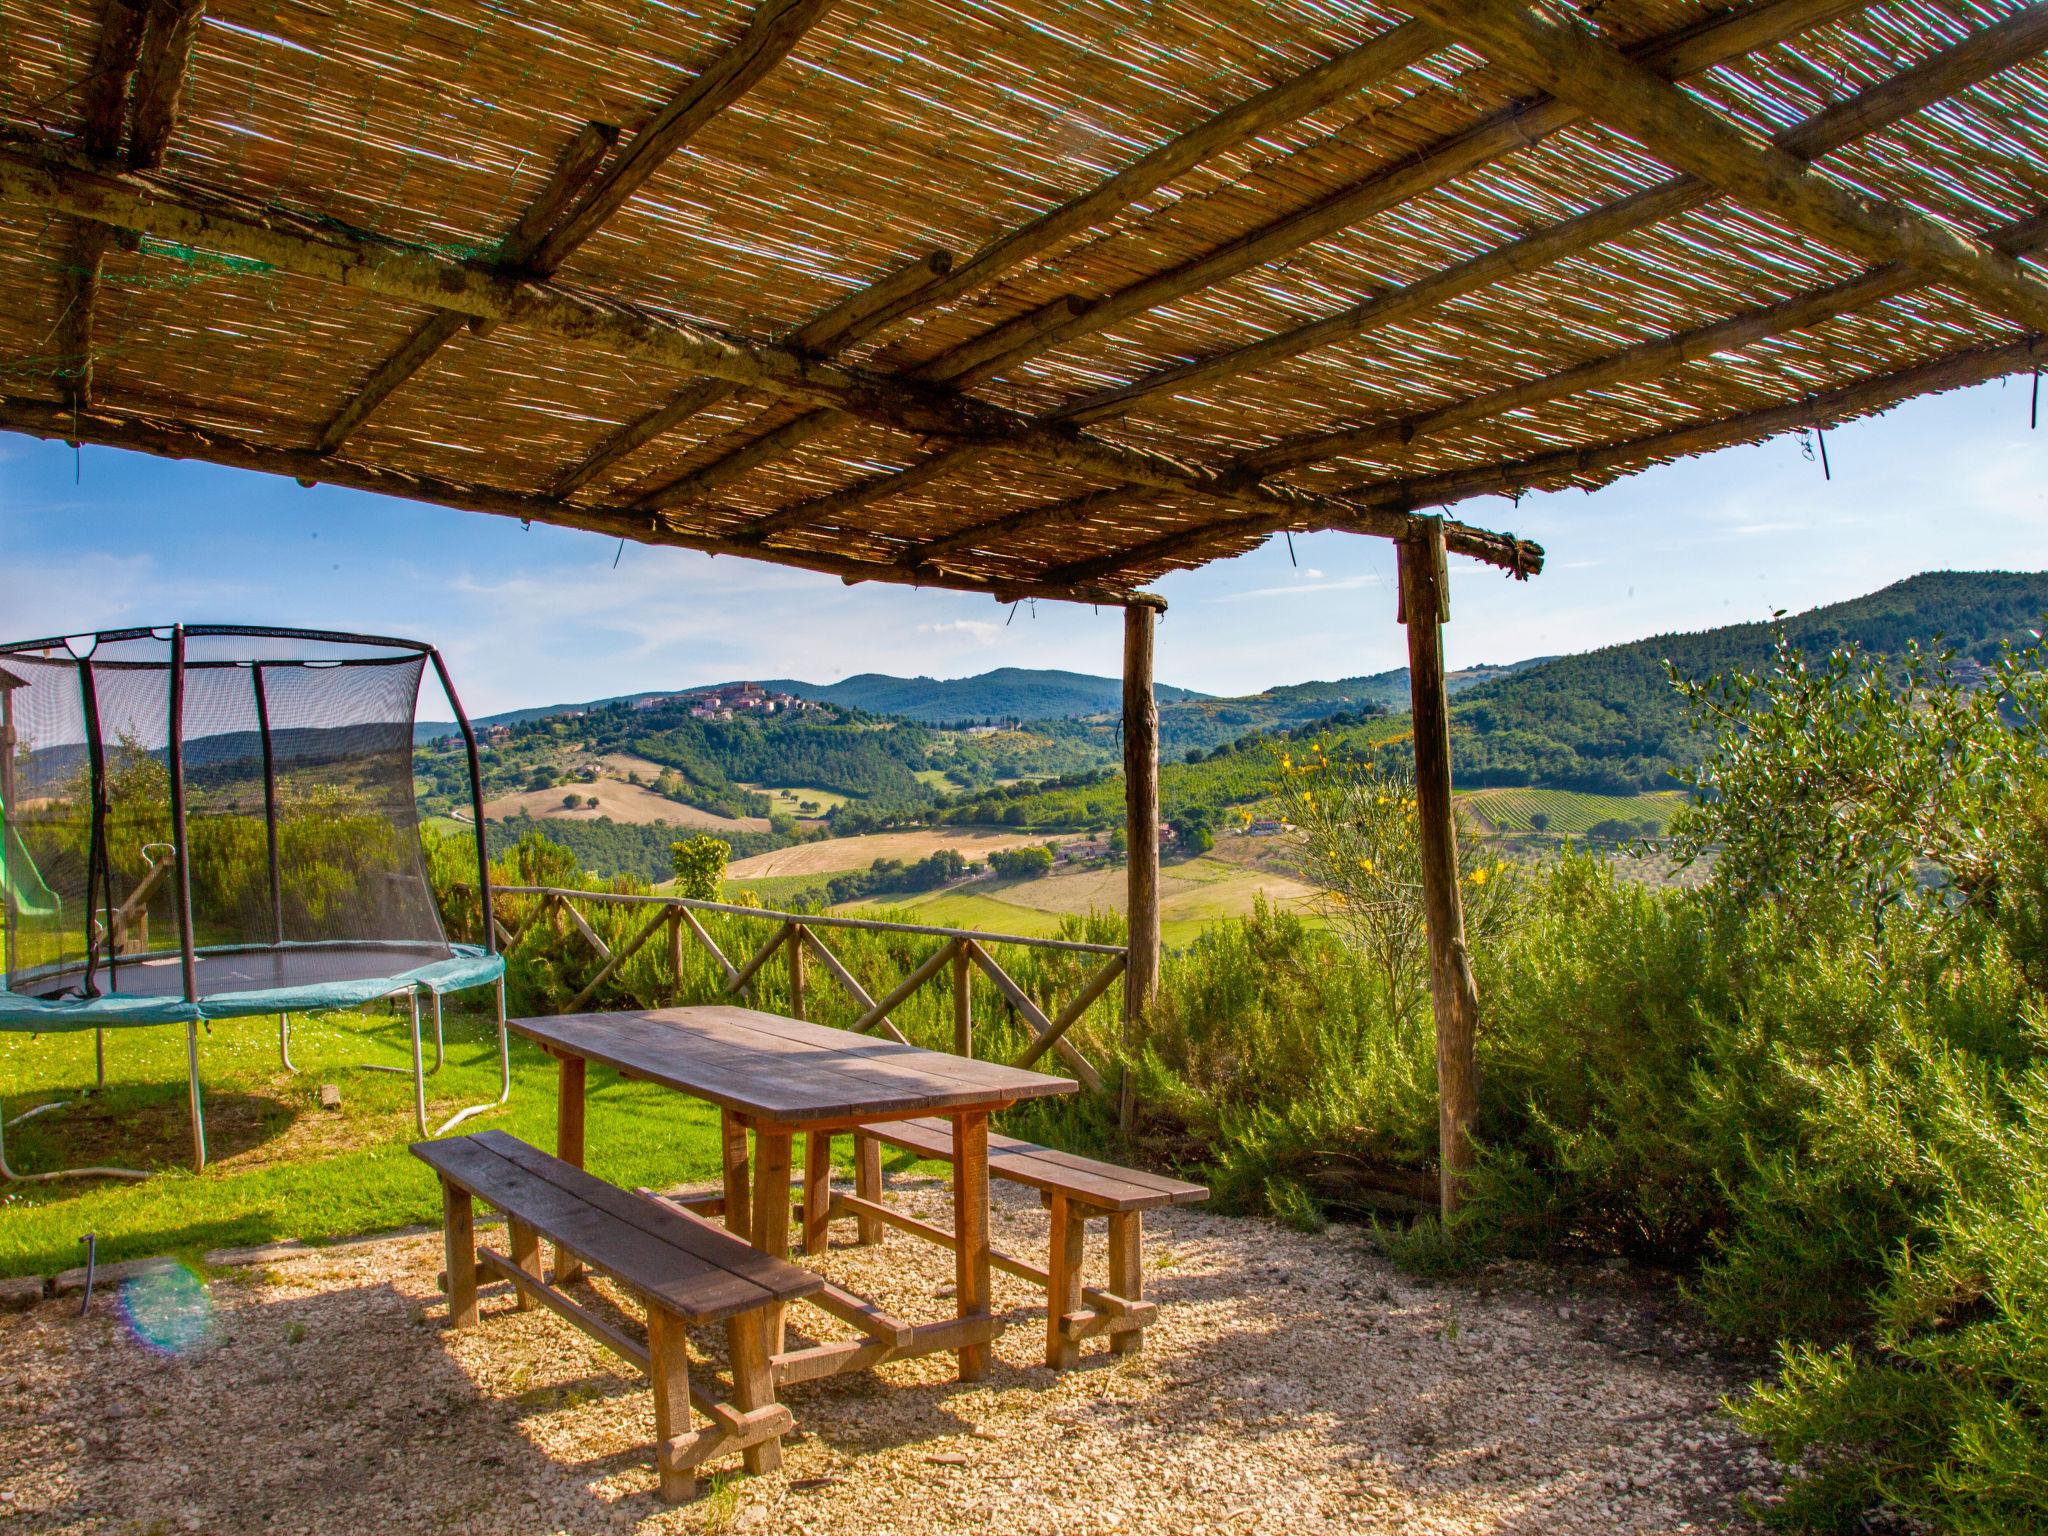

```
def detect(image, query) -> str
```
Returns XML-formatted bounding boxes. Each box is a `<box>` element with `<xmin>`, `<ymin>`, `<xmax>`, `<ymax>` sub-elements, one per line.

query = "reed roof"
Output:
<box><xmin>2</xmin><ymin>0</ymin><xmax>2045</xmax><ymax>607</ymax></box>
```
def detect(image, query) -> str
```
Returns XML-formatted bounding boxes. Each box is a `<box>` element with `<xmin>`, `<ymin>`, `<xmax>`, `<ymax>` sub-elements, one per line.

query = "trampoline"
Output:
<box><xmin>0</xmin><ymin>624</ymin><xmax>506</xmax><ymax>1180</ymax></box>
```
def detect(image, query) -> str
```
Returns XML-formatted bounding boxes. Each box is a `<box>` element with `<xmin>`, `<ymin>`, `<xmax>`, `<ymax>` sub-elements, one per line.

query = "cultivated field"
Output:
<box><xmin>1461</xmin><ymin>787</ymin><xmax>1686</xmax><ymax>836</ymax></box>
<box><xmin>738</xmin><ymin>782</ymin><xmax>852</xmax><ymax>818</ymax></box>
<box><xmin>481</xmin><ymin>781</ymin><xmax>766</xmax><ymax>831</ymax></box>
<box><xmin>726</xmin><ymin>828</ymin><xmax>1075</xmax><ymax>879</ymax></box>
<box><xmin>842</xmin><ymin>853</ymin><xmax>1321</xmax><ymax>948</ymax></box>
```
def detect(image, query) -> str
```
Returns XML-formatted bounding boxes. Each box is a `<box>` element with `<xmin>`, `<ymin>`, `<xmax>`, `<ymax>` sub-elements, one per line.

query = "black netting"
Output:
<box><xmin>0</xmin><ymin>628</ymin><xmax>479</xmax><ymax>1003</ymax></box>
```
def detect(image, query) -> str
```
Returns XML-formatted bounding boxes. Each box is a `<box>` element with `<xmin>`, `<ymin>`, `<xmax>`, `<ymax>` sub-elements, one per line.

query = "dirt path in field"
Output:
<box><xmin>0</xmin><ymin>1183</ymin><xmax>1780</xmax><ymax>1535</ymax></box>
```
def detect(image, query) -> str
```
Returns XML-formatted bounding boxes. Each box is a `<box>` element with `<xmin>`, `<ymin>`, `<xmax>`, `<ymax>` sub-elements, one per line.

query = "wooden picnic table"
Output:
<box><xmin>508</xmin><ymin>1005</ymin><xmax>1076</xmax><ymax>1382</ymax></box>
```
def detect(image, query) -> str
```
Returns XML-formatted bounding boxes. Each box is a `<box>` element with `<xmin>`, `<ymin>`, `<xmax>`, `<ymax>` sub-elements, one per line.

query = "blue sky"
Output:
<box><xmin>3</xmin><ymin>375</ymin><xmax>2045</xmax><ymax>717</ymax></box>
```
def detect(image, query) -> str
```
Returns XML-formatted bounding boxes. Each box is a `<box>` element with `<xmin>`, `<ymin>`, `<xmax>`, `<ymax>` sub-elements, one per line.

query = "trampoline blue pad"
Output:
<box><xmin>0</xmin><ymin>944</ymin><xmax>503</xmax><ymax>1030</ymax></box>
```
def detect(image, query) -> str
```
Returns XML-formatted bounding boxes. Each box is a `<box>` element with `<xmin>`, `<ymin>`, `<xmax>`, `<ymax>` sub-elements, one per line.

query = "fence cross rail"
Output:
<box><xmin>470</xmin><ymin>884</ymin><xmax>1125</xmax><ymax>1092</ymax></box>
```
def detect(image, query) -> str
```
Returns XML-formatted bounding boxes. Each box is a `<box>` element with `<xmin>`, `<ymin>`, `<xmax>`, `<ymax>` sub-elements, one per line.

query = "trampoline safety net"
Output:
<box><xmin>0</xmin><ymin>626</ymin><xmax>481</xmax><ymax>1004</ymax></box>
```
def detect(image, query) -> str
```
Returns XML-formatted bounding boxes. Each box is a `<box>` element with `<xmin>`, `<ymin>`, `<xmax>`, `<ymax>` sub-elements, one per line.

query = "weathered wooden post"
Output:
<box><xmin>1121</xmin><ymin>604</ymin><xmax>1161</xmax><ymax>1136</ymax></box>
<box><xmin>1399</xmin><ymin>516</ymin><xmax>1482</xmax><ymax>1216</ymax></box>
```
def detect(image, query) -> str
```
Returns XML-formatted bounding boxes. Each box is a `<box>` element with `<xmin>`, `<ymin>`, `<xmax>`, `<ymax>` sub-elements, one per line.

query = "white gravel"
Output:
<box><xmin>0</xmin><ymin>1182</ymin><xmax>1780</xmax><ymax>1534</ymax></box>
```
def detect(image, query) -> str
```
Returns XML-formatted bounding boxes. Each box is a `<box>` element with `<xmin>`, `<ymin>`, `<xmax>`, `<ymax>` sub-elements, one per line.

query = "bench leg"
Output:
<box><xmin>555</xmin><ymin>1054</ymin><xmax>587</xmax><ymax>1285</ymax></box>
<box><xmin>720</xmin><ymin>1110</ymin><xmax>752</xmax><ymax>1242</ymax></box>
<box><xmin>852</xmin><ymin>1131</ymin><xmax>883</xmax><ymax>1246</ymax></box>
<box><xmin>1108</xmin><ymin>1211</ymin><xmax>1143</xmax><ymax>1356</ymax></box>
<box><xmin>1045</xmin><ymin>1192</ymin><xmax>1084</xmax><ymax>1371</ymax></box>
<box><xmin>441</xmin><ymin>1178</ymin><xmax>478</xmax><ymax>1329</ymax></box>
<box><xmin>753</xmin><ymin>1128</ymin><xmax>794</xmax><ymax>1355</ymax></box>
<box><xmin>647</xmin><ymin>1309</ymin><xmax>697</xmax><ymax>1504</ymax></box>
<box><xmin>802</xmin><ymin>1132</ymin><xmax>833</xmax><ymax>1256</ymax></box>
<box><xmin>507</xmin><ymin>1217</ymin><xmax>542</xmax><ymax>1312</ymax></box>
<box><xmin>726</xmin><ymin>1308</ymin><xmax>782</xmax><ymax>1475</ymax></box>
<box><xmin>953</xmin><ymin>1111</ymin><xmax>991</xmax><ymax>1382</ymax></box>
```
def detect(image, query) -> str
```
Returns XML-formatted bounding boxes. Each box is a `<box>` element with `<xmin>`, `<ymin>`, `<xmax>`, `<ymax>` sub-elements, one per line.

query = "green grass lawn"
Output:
<box><xmin>0</xmin><ymin>1000</ymin><xmax>903</xmax><ymax>1281</ymax></box>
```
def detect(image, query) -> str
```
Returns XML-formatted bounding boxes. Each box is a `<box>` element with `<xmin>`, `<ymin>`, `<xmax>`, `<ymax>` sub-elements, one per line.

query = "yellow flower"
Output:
<box><xmin>1467</xmin><ymin>867</ymin><xmax>1490</xmax><ymax>886</ymax></box>
<box><xmin>1357</xmin><ymin>857</ymin><xmax>1374</xmax><ymax>873</ymax></box>
<box><xmin>1300</xmin><ymin>791</ymin><xmax>1314</xmax><ymax>806</ymax></box>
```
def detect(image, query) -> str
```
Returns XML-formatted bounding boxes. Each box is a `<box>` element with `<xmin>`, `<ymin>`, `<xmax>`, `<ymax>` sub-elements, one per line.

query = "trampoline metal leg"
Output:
<box><xmin>0</xmin><ymin>1097</ymin><xmax>151</xmax><ymax>1183</ymax></box>
<box><xmin>408</xmin><ymin>991</ymin><xmax>428</xmax><ymax>1139</ymax></box>
<box><xmin>429</xmin><ymin>992</ymin><xmax>445</xmax><ymax>1076</ymax></box>
<box><xmin>186</xmin><ymin>1021</ymin><xmax>207</xmax><ymax>1172</ymax></box>
<box><xmin>94</xmin><ymin>1029</ymin><xmax>105</xmax><ymax>1091</ymax></box>
<box><xmin>433</xmin><ymin>978</ymin><xmax>513</xmax><ymax>1138</ymax></box>
<box><xmin>279</xmin><ymin>1012</ymin><xmax>297</xmax><ymax>1073</ymax></box>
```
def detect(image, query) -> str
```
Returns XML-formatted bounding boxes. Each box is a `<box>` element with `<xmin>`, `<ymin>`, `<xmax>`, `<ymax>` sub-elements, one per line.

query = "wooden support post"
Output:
<box><xmin>507</xmin><ymin>1217</ymin><xmax>542</xmax><ymax>1312</ymax></box>
<box><xmin>853</xmin><ymin>1130</ymin><xmax>883</xmax><ymax>1246</ymax></box>
<box><xmin>441</xmin><ymin>1178</ymin><xmax>478</xmax><ymax>1328</ymax></box>
<box><xmin>952</xmin><ymin>1110</ymin><xmax>992</xmax><ymax>1382</ymax></box>
<box><xmin>1046</xmin><ymin>1192</ymin><xmax>1084</xmax><ymax>1371</ymax></box>
<box><xmin>725</xmin><ymin>1309</ymin><xmax>781</xmax><ymax>1475</ymax></box>
<box><xmin>1107</xmin><ymin>1211</ymin><xmax>1143</xmax><ymax>1356</ymax></box>
<box><xmin>1121</xmin><ymin>604</ymin><xmax>1161</xmax><ymax>1137</ymax></box>
<box><xmin>720</xmin><ymin>1109</ymin><xmax>752</xmax><ymax>1241</ymax></box>
<box><xmin>787</xmin><ymin>923</ymin><xmax>806</xmax><ymax>1021</ymax></box>
<box><xmin>953</xmin><ymin>941</ymin><xmax>973</xmax><ymax>1057</ymax></box>
<box><xmin>667</xmin><ymin>909</ymin><xmax>685</xmax><ymax>998</ymax></box>
<box><xmin>803</xmin><ymin>1131</ymin><xmax>833</xmax><ymax>1256</ymax></box>
<box><xmin>753</xmin><ymin>1128</ymin><xmax>795</xmax><ymax>1353</ymax></box>
<box><xmin>647</xmin><ymin>1308</ymin><xmax>697</xmax><ymax>1503</ymax></box>
<box><xmin>1398</xmin><ymin>517</ymin><xmax>1482</xmax><ymax>1217</ymax></box>
<box><xmin>555</xmin><ymin>1054</ymin><xmax>587</xmax><ymax>1283</ymax></box>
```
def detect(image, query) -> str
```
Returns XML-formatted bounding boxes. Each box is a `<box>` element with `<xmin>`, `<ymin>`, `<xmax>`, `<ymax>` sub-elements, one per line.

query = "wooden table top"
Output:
<box><xmin>509</xmin><ymin>1005</ymin><xmax>1078</xmax><ymax>1126</ymax></box>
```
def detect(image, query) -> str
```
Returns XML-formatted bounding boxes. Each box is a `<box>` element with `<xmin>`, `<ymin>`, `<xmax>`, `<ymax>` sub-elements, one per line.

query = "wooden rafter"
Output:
<box><xmin>316</xmin><ymin>0</ymin><xmax>834</xmax><ymax>454</ymax></box>
<box><xmin>0</xmin><ymin>143</ymin><xmax>1542</xmax><ymax>574</ymax></box>
<box><xmin>314</xmin><ymin>121</ymin><xmax>617</xmax><ymax>454</ymax></box>
<box><xmin>551</xmin><ymin>248</ymin><xmax>955</xmax><ymax>499</ymax></box>
<box><xmin>1404</xmin><ymin>0</ymin><xmax>2048</xmax><ymax>336</ymax></box>
<box><xmin>921</xmin><ymin>7</ymin><xmax>2048</xmax><ymax>585</ymax></box>
<box><xmin>1027</xmin><ymin>333</ymin><xmax>2047</xmax><ymax>590</ymax></box>
<box><xmin>126</xmin><ymin>0</ymin><xmax>204</xmax><ymax>170</ymax></box>
<box><xmin>708</xmin><ymin>0</ymin><xmax>1871</xmax><ymax>549</ymax></box>
<box><xmin>0</xmin><ymin>395</ymin><xmax>1164</xmax><ymax>610</ymax></box>
<box><xmin>53</xmin><ymin>0</ymin><xmax>147</xmax><ymax>410</ymax></box>
<box><xmin>1309</xmin><ymin>208</ymin><xmax>2048</xmax><ymax>479</ymax></box>
<box><xmin>1062</xmin><ymin>0</ymin><xmax>2048</xmax><ymax>435</ymax></box>
<box><xmin>601</xmin><ymin>23</ymin><xmax>1447</xmax><ymax>510</ymax></box>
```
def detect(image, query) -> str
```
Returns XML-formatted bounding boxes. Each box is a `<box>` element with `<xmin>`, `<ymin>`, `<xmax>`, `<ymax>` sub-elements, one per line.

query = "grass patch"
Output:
<box><xmin>0</xmin><ymin>1000</ymin><xmax>738</xmax><ymax>1280</ymax></box>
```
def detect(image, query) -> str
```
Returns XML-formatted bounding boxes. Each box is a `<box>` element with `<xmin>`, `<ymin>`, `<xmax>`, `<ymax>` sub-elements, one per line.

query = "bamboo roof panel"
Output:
<box><xmin>2</xmin><ymin>0</ymin><xmax>2046</xmax><ymax>602</ymax></box>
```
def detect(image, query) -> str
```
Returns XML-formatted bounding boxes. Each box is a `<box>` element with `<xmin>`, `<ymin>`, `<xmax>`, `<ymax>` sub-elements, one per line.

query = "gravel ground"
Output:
<box><xmin>0</xmin><ymin>1181</ymin><xmax>1780</xmax><ymax>1535</ymax></box>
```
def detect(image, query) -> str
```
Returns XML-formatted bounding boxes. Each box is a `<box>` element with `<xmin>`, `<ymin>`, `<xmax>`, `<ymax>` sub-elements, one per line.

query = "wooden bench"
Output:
<box><xmin>845</xmin><ymin>1118</ymin><xmax>1206</xmax><ymax>1369</ymax></box>
<box><xmin>413</xmin><ymin>1130</ymin><xmax>821</xmax><ymax>1502</ymax></box>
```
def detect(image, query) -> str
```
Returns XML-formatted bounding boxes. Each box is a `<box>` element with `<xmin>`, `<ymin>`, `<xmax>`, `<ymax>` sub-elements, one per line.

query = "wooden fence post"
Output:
<box><xmin>788</xmin><ymin>922</ymin><xmax>807</xmax><ymax>1021</ymax></box>
<box><xmin>953</xmin><ymin>940</ymin><xmax>973</xmax><ymax>1058</ymax></box>
<box><xmin>1399</xmin><ymin>516</ymin><xmax>1482</xmax><ymax>1217</ymax></box>
<box><xmin>1121</xmin><ymin>603</ymin><xmax>1161</xmax><ymax>1137</ymax></box>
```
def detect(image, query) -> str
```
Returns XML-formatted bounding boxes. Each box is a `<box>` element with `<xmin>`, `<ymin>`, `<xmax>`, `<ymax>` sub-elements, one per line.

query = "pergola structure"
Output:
<box><xmin>3</xmin><ymin>0</ymin><xmax>2044</xmax><ymax>1212</ymax></box>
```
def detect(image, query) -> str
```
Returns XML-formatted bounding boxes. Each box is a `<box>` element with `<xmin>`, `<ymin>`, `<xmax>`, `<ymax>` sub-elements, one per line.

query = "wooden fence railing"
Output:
<box><xmin>482</xmin><ymin>885</ymin><xmax>1126</xmax><ymax>1095</ymax></box>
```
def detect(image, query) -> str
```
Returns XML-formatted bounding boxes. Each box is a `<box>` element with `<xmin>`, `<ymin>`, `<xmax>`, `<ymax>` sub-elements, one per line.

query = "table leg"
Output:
<box><xmin>803</xmin><ymin>1131</ymin><xmax>833</xmax><ymax>1256</ymax></box>
<box><xmin>952</xmin><ymin>1110</ymin><xmax>991</xmax><ymax>1382</ymax></box>
<box><xmin>555</xmin><ymin>1053</ymin><xmax>586</xmax><ymax>1284</ymax></box>
<box><xmin>720</xmin><ymin>1110</ymin><xmax>752</xmax><ymax>1240</ymax></box>
<box><xmin>753</xmin><ymin>1127</ymin><xmax>795</xmax><ymax>1354</ymax></box>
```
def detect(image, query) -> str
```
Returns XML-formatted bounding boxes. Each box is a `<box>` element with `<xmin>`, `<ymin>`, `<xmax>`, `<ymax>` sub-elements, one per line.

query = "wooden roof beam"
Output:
<box><xmin>546</xmin><ymin>22</ymin><xmax>1434</xmax><ymax>497</ymax></box>
<box><xmin>54</xmin><ymin>0</ymin><xmax>148</xmax><ymax>410</ymax></box>
<box><xmin>126</xmin><ymin>0</ymin><xmax>204</xmax><ymax>170</ymax></box>
<box><xmin>563</xmin><ymin>248</ymin><xmax>959</xmax><ymax>502</ymax></box>
<box><xmin>1314</xmin><ymin>207</ymin><xmax>2048</xmax><ymax>477</ymax></box>
<box><xmin>0</xmin><ymin>395</ymin><xmax>1163</xmax><ymax>611</ymax></box>
<box><xmin>945</xmin><ymin>7</ymin><xmax>2048</xmax><ymax>583</ymax></box>
<box><xmin>0</xmin><ymin>145</ymin><xmax>1492</xmax><ymax>562</ymax></box>
<box><xmin>317</xmin><ymin>0</ymin><xmax>833</xmax><ymax>454</ymax></box>
<box><xmin>1032</xmin><ymin>333</ymin><xmax>2044</xmax><ymax>591</ymax></box>
<box><xmin>314</xmin><ymin>121</ymin><xmax>617</xmax><ymax>453</ymax></box>
<box><xmin>1060</xmin><ymin>0</ymin><xmax>2019</xmax><ymax>428</ymax></box>
<box><xmin>1403</xmin><ymin>0</ymin><xmax>2048</xmax><ymax>337</ymax></box>
<box><xmin>714</xmin><ymin>0</ymin><xmax>1872</xmax><ymax>542</ymax></box>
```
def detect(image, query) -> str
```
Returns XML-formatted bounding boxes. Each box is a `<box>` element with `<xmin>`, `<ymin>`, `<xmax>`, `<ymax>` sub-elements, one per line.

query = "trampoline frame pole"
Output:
<box><xmin>434</xmin><ymin>977</ymin><xmax>512</xmax><ymax>1137</ymax></box>
<box><xmin>407</xmin><ymin>990</ymin><xmax>428</xmax><ymax>1138</ymax></box>
<box><xmin>279</xmin><ymin>1011</ymin><xmax>296</xmax><ymax>1072</ymax></box>
<box><xmin>250</xmin><ymin>663</ymin><xmax>284</xmax><ymax>947</ymax></box>
<box><xmin>1</xmin><ymin>676</ymin><xmax>16</xmax><ymax>987</ymax></box>
<box><xmin>167</xmin><ymin>626</ymin><xmax>204</xmax><ymax>1172</ymax></box>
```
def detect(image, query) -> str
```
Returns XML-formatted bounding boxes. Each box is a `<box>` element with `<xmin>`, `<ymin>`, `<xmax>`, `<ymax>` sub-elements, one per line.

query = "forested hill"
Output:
<box><xmin>1453</xmin><ymin>570</ymin><xmax>2048</xmax><ymax>792</ymax></box>
<box><xmin>761</xmin><ymin>668</ymin><xmax>1207</xmax><ymax>721</ymax></box>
